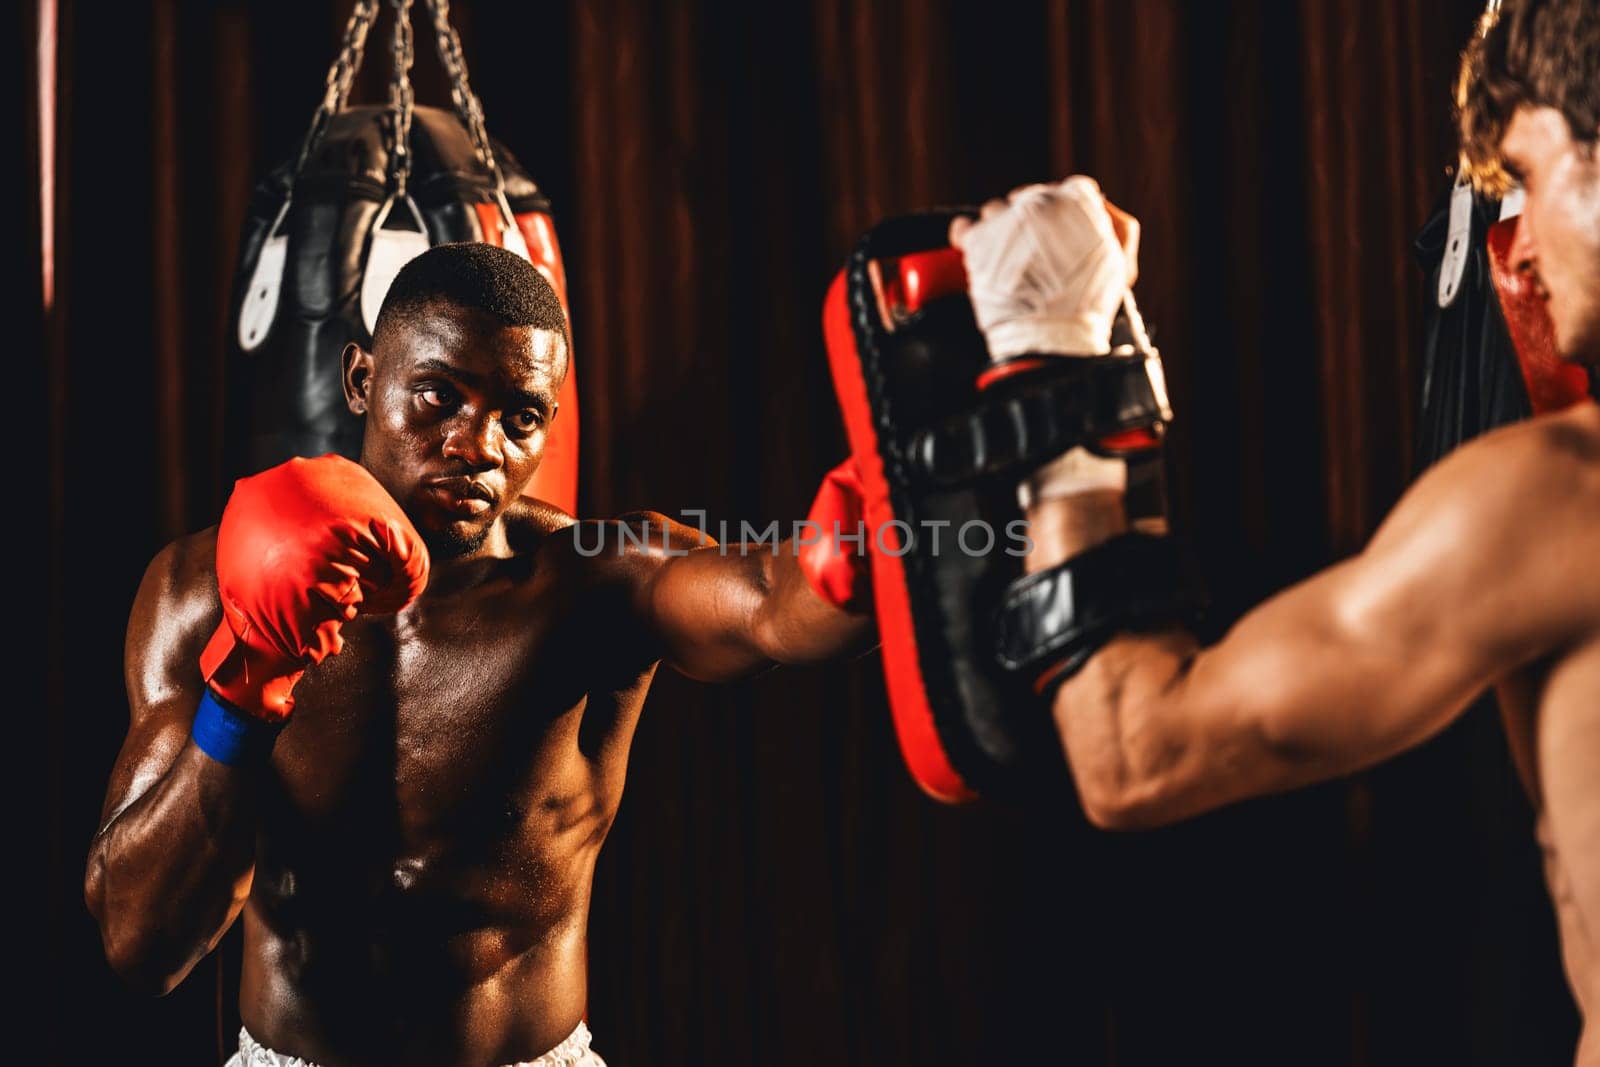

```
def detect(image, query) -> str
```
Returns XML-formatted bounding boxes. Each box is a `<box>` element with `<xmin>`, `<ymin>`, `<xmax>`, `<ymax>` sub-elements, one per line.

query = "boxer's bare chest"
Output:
<box><xmin>248</xmin><ymin>550</ymin><xmax>652</xmax><ymax>918</ymax></box>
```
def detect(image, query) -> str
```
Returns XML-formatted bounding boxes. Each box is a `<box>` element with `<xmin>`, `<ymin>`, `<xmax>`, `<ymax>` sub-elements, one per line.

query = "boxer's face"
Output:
<box><xmin>1500</xmin><ymin>106</ymin><xmax>1600</xmax><ymax>364</ymax></box>
<box><xmin>345</xmin><ymin>302</ymin><xmax>566</xmax><ymax>558</ymax></box>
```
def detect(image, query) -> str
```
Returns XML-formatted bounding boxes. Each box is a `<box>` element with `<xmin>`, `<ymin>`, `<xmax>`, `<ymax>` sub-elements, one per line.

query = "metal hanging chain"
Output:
<box><xmin>387</xmin><ymin>0</ymin><xmax>418</xmax><ymax>198</ymax></box>
<box><xmin>289</xmin><ymin>0</ymin><xmax>505</xmax><ymax>200</ymax></box>
<box><xmin>292</xmin><ymin>0</ymin><xmax>382</xmax><ymax>177</ymax></box>
<box><xmin>423</xmin><ymin>0</ymin><xmax>504</xmax><ymax>186</ymax></box>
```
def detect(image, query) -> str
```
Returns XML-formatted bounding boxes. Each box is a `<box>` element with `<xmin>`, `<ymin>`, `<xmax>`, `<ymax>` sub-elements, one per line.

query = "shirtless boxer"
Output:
<box><xmin>946</xmin><ymin>0</ymin><xmax>1600</xmax><ymax>1054</ymax></box>
<box><xmin>84</xmin><ymin>243</ymin><xmax>873</xmax><ymax>1066</ymax></box>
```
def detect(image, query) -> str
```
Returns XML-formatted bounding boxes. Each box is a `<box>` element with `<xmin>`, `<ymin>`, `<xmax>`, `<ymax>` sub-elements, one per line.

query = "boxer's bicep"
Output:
<box><xmin>91</xmin><ymin>532</ymin><xmax>264</xmax><ymax>990</ymax></box>
<box><xmin>647</xmin><ymin>547</ymin><xmax>777</xmax><ymax>682</ymax></box>
<box><xmin>627</xmin><ymin>510</ymin><xmax>872</xmax><ymax>681</ymax></box>
<box><xmin>618</xmin><ymin>513</ymin><xmax>778</xmax><ymax>682</ymax></box>
<box><xmin>102</xmin><ymin>535</ymin><xmax>219</xmax><ymax>830</ymax></box>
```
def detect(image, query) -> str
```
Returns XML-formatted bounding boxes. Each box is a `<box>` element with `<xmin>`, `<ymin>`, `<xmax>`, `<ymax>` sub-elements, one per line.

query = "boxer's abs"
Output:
<box><xmin>229</xmin><ymin>584</ymin><xmax>646</xmax><ymax>1064</ymax></box>
<box><xmin>239</xmin><ymin>741</ymin><xmax>617</xmax><ymax>1061</ymax></box>
<box><xmin>239</xmin><ymin>836</ymin><xmax>599</xmax><ymax>1063</ymax></box>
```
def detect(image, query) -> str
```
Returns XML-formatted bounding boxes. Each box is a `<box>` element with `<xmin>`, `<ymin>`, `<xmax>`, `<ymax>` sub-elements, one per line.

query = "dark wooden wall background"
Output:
<box><xmin>27</xmin><ymin>0</ymin><xmax>1579</xmax><ymax>1063</ymax></box>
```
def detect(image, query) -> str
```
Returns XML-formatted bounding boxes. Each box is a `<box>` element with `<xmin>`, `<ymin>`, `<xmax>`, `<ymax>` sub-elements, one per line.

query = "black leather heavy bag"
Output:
<box><xmin>1414</xmin><ymin>182</ymin><xmax>1597</xmax><ymax>473</ymax></box>
<box><xmin>225</xmin><ymin>105</ymin><xmax>572</xmax><ymax>486</ymax></box>
<box><xmin>1413</xmin><ymin>184</ymin><xmax>1530</xmax><ymax>473</ymax></box>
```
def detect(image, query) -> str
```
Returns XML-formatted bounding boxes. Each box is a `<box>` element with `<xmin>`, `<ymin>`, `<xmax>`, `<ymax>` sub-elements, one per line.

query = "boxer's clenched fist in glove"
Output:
<box><xmin>950</xmin><ymin>176</ymin><xmax>1144</xmax><ymax>503</ymax></box>
<box><xmin>797</xmin><ymin>458</ymin><xmax>871</xmax><ymax>614</ymax></box>
<box><xmin>199</xmin><ymin>455</ymin><xmax>430</xmax><ymax>725</ymax></box>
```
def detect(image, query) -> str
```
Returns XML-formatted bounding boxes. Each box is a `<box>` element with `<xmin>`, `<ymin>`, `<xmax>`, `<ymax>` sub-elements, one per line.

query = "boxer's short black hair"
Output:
<box><xmin>375</xmin><ymin>242</ymin><xmax>569</xmax><ymax>351</ymax></box>
<box><xmin>1458</xmin><ymin>0</ymin><xmax>1600</xmax><ymax>194</ymax></box>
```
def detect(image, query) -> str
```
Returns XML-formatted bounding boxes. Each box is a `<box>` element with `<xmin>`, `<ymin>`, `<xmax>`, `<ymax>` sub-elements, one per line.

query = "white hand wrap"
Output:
<box><xmin>958</xmin><ymin>176</ymin><xmax>1135</xmax><ymax>505</ymax></box>
<box><xmin>959</xmin><ymin>176</ymin><xmax>1130</xmax><ymax>360</ymax></box>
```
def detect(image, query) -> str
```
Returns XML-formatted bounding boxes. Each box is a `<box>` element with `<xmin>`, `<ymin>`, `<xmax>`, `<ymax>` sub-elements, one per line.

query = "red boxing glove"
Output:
<box><xmin>200</xmin><ymin>455</ymin><xmax>430</xmax><ymax>721</ymax></box>
<box><xmin>798</xmin><ymin>458</ymin><xmax>872</xmax><ymax>613</ymax></box>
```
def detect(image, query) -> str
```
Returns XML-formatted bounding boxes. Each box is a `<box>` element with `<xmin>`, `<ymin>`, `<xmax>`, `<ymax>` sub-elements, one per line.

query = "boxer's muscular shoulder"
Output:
<box><xmin>117</xmin><ymin>530</ymin><xmax>222</xmax><ymax>806</ymax></box>
<box><xmin>548</xmin><ymin>510</ymin><xmax>711</xmax><ymax>577</ymax></box>
<box><xmin>538</xmin><ymin>511</ymin><xmax>712</xmax><ymax>648</ymax></box>
<box><xmin>608</xmin><ymin>510</ymin><xmax>714</xmax><ymax>554</ymax></box>
<box><xmin>503</xmin><ymin>496</ymin><xmax>577</xmax><ymax>554</ymax></box>
<box><xmin>128</xmin><ymin>528</ymin><xmax>221</xmax><ymax>678</ymax></box>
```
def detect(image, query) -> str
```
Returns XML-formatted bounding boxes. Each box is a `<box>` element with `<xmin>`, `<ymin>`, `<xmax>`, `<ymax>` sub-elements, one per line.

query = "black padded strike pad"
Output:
<box><xmin>911</xmin><ymin>355</ymin><xmax>1169</xmax><ymax>488</ymax></box>
<box><xmin>994</xmin><ymin>533</ymin><xmax>1203</xmax><ymax>684</ymax></box>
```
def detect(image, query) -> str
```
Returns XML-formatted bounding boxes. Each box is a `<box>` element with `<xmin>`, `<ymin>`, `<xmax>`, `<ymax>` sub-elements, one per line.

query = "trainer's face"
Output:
<box><xmin>344</xmin><ymin>304</ymin><xmax>566</xmax><ymax>557</ymax></box>
<box><xmin>1500</xmin><ymin>106</ymin><xmax>1600</xmax><ymax>364</ymax></box>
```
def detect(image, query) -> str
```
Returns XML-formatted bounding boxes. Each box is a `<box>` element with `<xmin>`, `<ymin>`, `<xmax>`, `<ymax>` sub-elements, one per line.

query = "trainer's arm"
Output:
<box><xmin>1048</xmin><ymin>410</ymin><xmax>1600</xmax><ymax>829</ymax></box>
<box><xmin>614</xmin><ymin>512</ymin><xmax>875</xmax><ymax>683</ymax></box>
<box><xmin>84</xmin><ymin>534</ymin><xmax>259</xmax><ymax>994</ymax></box>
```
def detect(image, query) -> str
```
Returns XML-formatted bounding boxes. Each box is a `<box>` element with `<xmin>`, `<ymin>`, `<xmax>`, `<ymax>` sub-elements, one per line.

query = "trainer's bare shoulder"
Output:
<box><xmin>1488</xmin><ymin>400</ymin><xmax>1600</xmax><ymax>632</ymax></box>
<box><xmin>1303</xmin><ymin>397</ymin><xmax>1600</xmax><ymax>708</ymax></box>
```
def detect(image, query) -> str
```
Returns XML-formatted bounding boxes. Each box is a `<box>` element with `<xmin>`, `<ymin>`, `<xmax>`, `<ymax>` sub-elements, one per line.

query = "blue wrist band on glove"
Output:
<box><xmin>192</xmin><ymin>688</ymin><xmax>284</xmax><ymax>766</ymax></box>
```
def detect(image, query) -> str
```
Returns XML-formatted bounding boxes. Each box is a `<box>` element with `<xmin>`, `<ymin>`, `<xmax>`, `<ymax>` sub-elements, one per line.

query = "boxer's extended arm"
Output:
<box><xmin>84</xmin><ymin>535</ymin><xmax>260</xmax><ymax>995</ymax></box>
<box><xmin>614</xmin><ymin>512</ymin><xmax>875</xmax><ymax>683</ymax></box>
<box><xmin>1048</xmin><ymin>406</ymin><xmax>1600</xmax><ymax>829</ymax></box>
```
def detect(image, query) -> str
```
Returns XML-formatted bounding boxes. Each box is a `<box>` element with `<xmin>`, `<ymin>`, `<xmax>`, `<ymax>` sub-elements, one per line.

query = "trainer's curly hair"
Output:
<box><xmin>1457</xmin><ymin>0</ymin><xmax>1600</xmax><ymax>196</ymax></box>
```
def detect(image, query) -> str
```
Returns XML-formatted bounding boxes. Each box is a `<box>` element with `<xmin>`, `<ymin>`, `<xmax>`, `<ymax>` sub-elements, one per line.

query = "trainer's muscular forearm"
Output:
<box><xmin>1033</xmin><ymin>422</ymin><xmax>1599</xmax><ymax>830</ymax></box>
<box><xmin>1030</xmin><ymin>489</ymin><xmax>1455</xmax><ymax>829</ymax></box>
<box><xmin>1031</xmin><ymin>490</ymin><xmax>1488</xmax><ymax>830</ymax></box>
<box><xmin>85</xmin><ymin>735</ymin><xmax>260</xmax><ymax>994</ymax></box>
<box><xmin>1024</xmin><ymin>491</ymin><xmax>1210</xmax><ymax>826</ymax></box>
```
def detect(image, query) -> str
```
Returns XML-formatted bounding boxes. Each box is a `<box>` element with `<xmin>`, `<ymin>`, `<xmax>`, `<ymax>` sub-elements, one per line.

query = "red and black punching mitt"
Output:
<box><xmin>821</xmin><ymin>212</ymin><xmax>1185</xmax><ymax>802</ymax></box>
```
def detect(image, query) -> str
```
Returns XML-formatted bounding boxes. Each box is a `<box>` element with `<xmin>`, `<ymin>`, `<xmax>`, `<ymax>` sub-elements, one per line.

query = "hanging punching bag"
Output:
<box><xmin>226</xmin><ymin>0</ymin><xmax>579</xmax><ymax>512</ymax></box>
<box><xmin>1415</xmin><ymin>177</ymin><xmax>1597</xmax><ymax>474</ymax></box>
<box><xmin>1484</xmin><ymin>195</ymin><xmax>1596</xmax><ymax>416</ymax></box>
<box><xmin>1414</xmin><ymin>176</ymin><xmax>1530</xmax><ymax>471</ymax></box>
